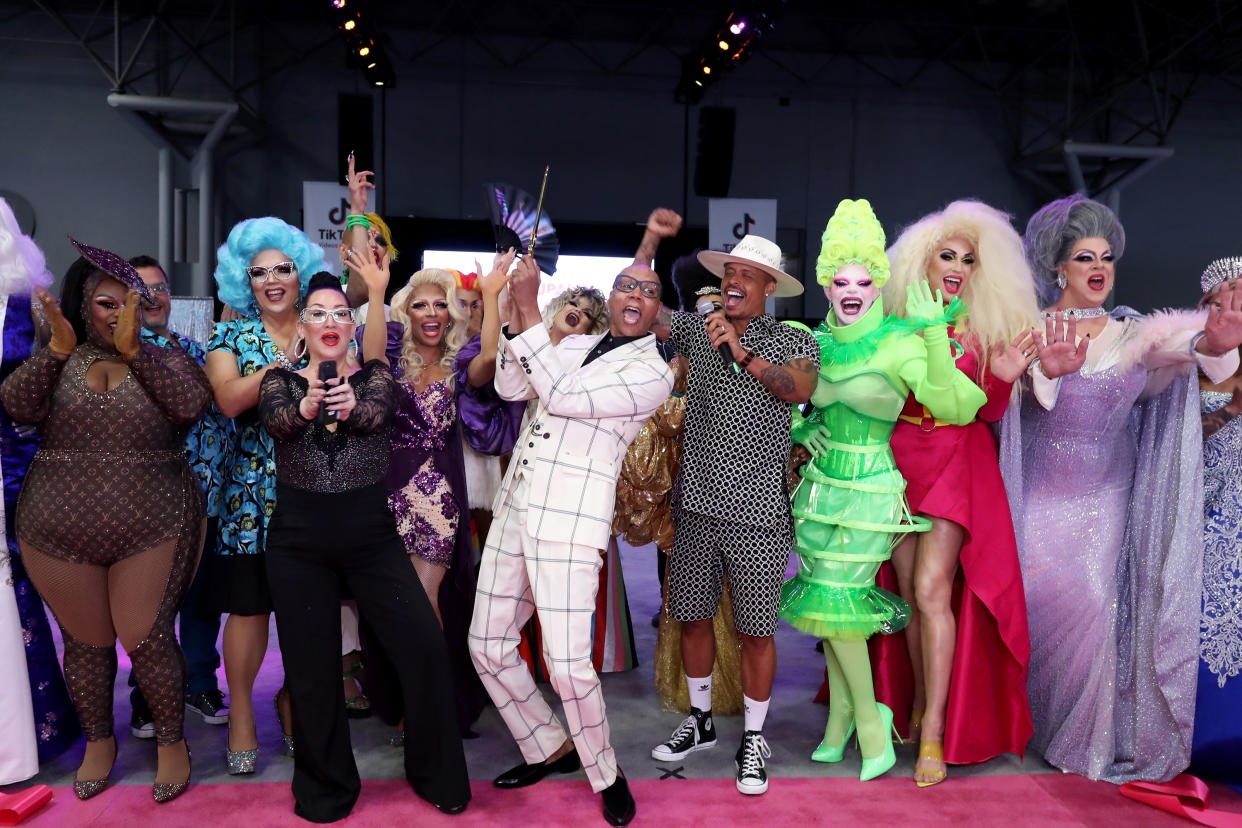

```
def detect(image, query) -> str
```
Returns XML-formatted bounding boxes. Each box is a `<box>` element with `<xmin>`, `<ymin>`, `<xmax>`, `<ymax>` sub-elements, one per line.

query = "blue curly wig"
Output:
<box><xmin>214</xmin><ymin>217</ymin><xmax>325</xmax><ymax>317</ymax></box>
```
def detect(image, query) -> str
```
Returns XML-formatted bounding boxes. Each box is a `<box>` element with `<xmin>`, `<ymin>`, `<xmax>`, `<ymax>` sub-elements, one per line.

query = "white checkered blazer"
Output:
<box><xmin>494</xmin><ymin>324</ymin><xmax>674</xmax><ymax>550</ymax></box>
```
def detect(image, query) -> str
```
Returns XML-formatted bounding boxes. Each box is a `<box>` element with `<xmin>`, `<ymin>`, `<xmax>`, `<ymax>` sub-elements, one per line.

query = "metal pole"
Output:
<box><xmin>158</xmin><ymin>146</ymin><xmax>172</xmax><ymax>278</ymax></box>
<box><xmin>190</xmin><ymin>103</ymin><xmax>239</xmax><ymax>294</ymax></box>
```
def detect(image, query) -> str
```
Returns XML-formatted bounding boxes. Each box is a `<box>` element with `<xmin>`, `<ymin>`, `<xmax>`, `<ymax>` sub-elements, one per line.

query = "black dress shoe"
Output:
<box><xmin>601</xmin><ymin>775</ymin><xmax>635</xmax><ymax>826</ymax></box>
<box><xmin>493</xmin><ymin>749</ymin><xmax>582</xmax><ymax>788</ymax></box>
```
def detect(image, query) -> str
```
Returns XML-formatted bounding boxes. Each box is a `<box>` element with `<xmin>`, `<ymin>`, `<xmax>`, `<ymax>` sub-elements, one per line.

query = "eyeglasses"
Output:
<box><xmin>613</xmin><ymin>275</ymin><xmax>661</xmax><ymax>299</ymax></box>
<box><xmin>299</xmin><ymin>306</ymin><xmax>358</xmax><ymax>325</ymax></box>
<box><xmin>147</xmin><ymin>283</ymin><xmax>170</xmax><ymax>295</ymax></box>
<box><xmin>246</xmin><ymin>261</ymin><xmax>298</xmax><ymax>282</ymax></box>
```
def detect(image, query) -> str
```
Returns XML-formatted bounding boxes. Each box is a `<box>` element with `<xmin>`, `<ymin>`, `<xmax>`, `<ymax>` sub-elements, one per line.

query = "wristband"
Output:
<box><xmin>739</xmin><ymin>349</ymin><xmax>756</xmax><ymax>371</ymax></box>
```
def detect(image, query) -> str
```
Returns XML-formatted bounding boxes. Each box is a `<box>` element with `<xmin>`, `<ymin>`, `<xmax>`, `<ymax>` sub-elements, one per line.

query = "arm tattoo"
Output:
<box><xmin>634</xmin><ymin>232</ymin><xmax>658</xmax><ymax>267</ymax></box>
<box><xmin>758</xmin><ymin>364</ymin><xmax>796</xmax><ymax>396</ymax></box>
<box><xmin>785</xmin><ymin>357</ymin><xmax>818</xmax><ymax>378</ymax></box>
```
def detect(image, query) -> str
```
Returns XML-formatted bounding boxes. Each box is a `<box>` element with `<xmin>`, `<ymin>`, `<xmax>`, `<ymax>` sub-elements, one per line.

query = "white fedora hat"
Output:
<box><xmin>697</xmin><ymin>235</ymin><xmax>804</xmax><ymax>297</ymax></box>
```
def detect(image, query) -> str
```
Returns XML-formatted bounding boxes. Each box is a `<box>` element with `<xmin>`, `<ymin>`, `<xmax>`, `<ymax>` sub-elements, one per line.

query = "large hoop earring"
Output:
<box><xmin>1056</xmin><ymin>273</ymin><xmax>1068</xmax><ymax>290</ymax></box>
<box><xmin>293</xmin><ymin>338</ymin><xmax>307</xmax><ymax>360</ymax></box>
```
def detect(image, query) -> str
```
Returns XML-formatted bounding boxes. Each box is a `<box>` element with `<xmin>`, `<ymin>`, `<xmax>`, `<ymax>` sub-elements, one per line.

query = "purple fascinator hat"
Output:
<box><xmin>68</xmin><ymin>236</ymin><xmax>156</xmax><ymax>304</ymax></box>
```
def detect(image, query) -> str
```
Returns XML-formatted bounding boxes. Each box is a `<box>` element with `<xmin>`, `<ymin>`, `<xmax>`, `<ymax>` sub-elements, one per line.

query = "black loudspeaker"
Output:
<box><xmin>337</xmin><ymin>94</ymin><xmax>374</xmax><ymax>184</ymax></box>
<box><xmin>693</xmin><ymin>107</ymin><xmax>735</xmax><ymax>198</ymax></box>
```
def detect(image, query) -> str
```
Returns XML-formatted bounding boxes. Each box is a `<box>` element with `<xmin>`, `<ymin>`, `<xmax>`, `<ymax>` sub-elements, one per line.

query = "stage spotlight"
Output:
<box><xmin>336</xmin><ymin>10</ymin><xmax>363</xmax><ymax>32</ymax></box>
<box><xmin>363</xmin><ymin>53</ymin><xmax>395</xmax><ymax>88</ymax></box>
<box><xmin>730</xmin><ymin>21</ymin><xmax>746</xmax><ymax>34</ymax></box>
<box><xmin>702</xmin><ymin>65</ymin><xmax>712</xmax><ymax>74</ymax></box>
<box><xmin>331</xmin><ymin>0</ymin><xmax>346</xmax><ymax>8</ymax></box>
<box><xmin>718</xmin><ymin>39</ymin><xmax>730</xmax><ymax>50</ymax></box>
<box><xmin>352</xmin><ymin>38</ymin><xmax>374</xmax><ymax>57</ymax></box>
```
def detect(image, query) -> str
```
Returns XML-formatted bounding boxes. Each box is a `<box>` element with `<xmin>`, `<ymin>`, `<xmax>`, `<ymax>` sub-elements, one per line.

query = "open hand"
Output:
<box><xmin>990</xmin><ymin>328</ymin><xmax>1039</xmax><ymax>384</ymax></box>
<box><xmin>115</xmin><ymin>290</ymin><xmax>142</xmax><ymax>360</ymax></box>
<box><xmin>345</xmin><ymin>246</ymin><xmax>390</xmax><ymax>298</ymax></box>
<box><xmin>803</xmin><ymin>423</ymin><xmax>833</xmax><ymax>457</ymax></box>
<box><xmin>906</xmin><ymin>280</ymin><xmax>944</xmax><ymax>323</ymax></box>
<box><xmin>1202</xmin><ymin>279</ymin><xmax>1242</xmax><ymax>356</ymax></box>
<box><xmin>478</xmin><ymin>247</ymin><xmax>517</xmax><ymax>298</ymax></box>
<box><xmin>1034</xmin><ymin>312</ymin><xmax>1089</xmax><ymax>378</ymax></box>
<box><xmin>38</xmin><ymin>290</ymin><xmax>76</xmax><ymax>357</ymax></box>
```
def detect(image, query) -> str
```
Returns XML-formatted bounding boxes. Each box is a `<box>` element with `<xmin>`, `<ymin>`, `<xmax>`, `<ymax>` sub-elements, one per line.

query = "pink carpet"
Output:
<box><xmin>20</xmin><ymin>776</ymin><xmax>1242</xmax><ymax>827</ymax></box>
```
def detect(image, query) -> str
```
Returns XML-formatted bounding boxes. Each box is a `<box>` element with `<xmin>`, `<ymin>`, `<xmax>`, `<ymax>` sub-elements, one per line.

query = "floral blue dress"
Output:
<box><xmin>206</xmin><ymin>316</ymin><xmax>296</xmax><ymax>613</ymax></box>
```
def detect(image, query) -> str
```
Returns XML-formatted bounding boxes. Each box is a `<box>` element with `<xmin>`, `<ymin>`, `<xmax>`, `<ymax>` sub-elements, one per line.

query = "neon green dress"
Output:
<box><xmin>778</xmin><ymin>297</ymin><xmax>986</xmax><ymax>641</ymax></box>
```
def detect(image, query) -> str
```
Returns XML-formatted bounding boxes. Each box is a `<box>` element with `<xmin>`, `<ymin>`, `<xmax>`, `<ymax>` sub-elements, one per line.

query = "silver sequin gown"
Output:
<box><xmin>1000</xmin><ymin>312</ymin><xmax>1237</xmax><ymax>783</ymax></box>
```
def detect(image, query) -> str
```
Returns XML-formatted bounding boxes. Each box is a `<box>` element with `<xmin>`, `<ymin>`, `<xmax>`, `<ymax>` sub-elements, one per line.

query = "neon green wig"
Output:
<box><xmin>816</xmin><ymin>198</ymin><xmax>890</xmax><ymax>287</ymax></box>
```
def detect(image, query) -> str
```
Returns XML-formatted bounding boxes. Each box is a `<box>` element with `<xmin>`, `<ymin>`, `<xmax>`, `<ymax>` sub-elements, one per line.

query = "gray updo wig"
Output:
<box><xmin>1023</xmin><ymin>194</ymin><xmax>1126</xmax><ymax>307</ymax></box>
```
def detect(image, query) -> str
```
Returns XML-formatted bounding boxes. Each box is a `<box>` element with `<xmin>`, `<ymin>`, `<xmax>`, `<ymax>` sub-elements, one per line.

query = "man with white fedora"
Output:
<box><xmin>637</xmin><ymin>211</ymin><xmax>818</xmax><ymax>795</ymax></box>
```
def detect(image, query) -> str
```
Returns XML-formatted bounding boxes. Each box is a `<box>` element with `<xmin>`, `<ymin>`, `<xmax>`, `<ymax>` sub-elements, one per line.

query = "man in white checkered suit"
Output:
<box><xmin>468</xmin><ymin>254</ymin><xmax>673</xmax><ymax>827</ymax></box>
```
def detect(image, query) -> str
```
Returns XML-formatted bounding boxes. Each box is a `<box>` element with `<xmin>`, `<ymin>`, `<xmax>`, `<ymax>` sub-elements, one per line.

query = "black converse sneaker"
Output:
<box><xmin>735</xmin><ymin>731</ymin><xmax>771</xmax><ymax>795</ymax></box>
<box><xmin>650</xmin><ymin>706</ymin><xmax>717</xmax><ymax>761</ymax></box>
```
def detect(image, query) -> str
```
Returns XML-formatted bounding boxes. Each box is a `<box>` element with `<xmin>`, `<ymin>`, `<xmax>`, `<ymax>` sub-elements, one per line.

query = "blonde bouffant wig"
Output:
<box><xmin>389</xmin><ymin>268</ymin><xmax>470</xmax><ymax>390</ymax></box>
<box><xmin>884</xmin><ymin>200</ymin><xmax>1039</xmax><ymax>373</ymax></box>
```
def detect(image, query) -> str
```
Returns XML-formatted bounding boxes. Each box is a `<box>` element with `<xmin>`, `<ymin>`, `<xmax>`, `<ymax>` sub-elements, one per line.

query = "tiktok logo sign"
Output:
<box><xmin>707</xmin><ymin>198</ymin><xmax>777</xmax><ymax>255</ymax></box>
<box><xmin>708</xmin><ymin>198</ymin><xmax>780</xmax><ymax>312</ymax></box>
<box><xmin>302</xmin><ymin>181</ymin><xmax>352</xmax><ymax>276</ymax></box>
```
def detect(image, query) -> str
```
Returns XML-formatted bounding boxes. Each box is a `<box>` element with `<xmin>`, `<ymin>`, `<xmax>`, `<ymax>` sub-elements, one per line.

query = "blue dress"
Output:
<box><xmin>1192</xmin><ymin>390</ymin><xmax>1242</xmax><ymax>790</ymax></box>
<box><xmin>206</xmin><ymin>316</ymin><xmax>296</xmax><ymax>614</ymax></box>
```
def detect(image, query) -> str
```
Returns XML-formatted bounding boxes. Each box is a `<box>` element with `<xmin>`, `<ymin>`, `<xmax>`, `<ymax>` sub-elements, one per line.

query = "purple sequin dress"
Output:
<box><xmin>1000</xmin><ymin>313</ymin><xmax>1213</xmax><ymax>783</ymax></box>
<box><xmin>387</xmin><ymin>377</ymin><xmax>464</xmax><ymax>567</ymax></box>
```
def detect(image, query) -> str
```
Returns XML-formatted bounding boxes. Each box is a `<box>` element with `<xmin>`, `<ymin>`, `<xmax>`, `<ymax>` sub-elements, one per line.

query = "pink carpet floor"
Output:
<box><xmin>20</xmin><ymin>775</ymin><xmax>1242</xmax><ymax>827</ymax></box>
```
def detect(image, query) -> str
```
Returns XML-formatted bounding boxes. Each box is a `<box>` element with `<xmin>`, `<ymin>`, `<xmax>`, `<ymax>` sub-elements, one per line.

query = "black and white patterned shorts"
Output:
<box><xmin>667</xmin><ymin>511</ymin><xmax>791</xmax><ymax>637</ymax></box>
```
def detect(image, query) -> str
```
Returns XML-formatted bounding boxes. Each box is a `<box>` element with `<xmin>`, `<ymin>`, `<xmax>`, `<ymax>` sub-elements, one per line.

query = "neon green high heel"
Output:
<box><xmin>811</xmin><ymin>717</ymin><xmax>856</xmax><ymax>763</ymax></box>
<box><xmin>859</xmin><ymin>702</ymin><xmax>900</xmax><ymax>782</ymax></box>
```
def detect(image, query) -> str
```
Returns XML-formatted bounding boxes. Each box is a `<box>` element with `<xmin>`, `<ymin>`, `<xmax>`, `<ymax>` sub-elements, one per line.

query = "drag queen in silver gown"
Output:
<box><xmin>1000</xmin><ymin>195</ymin><xmax>1242</xmax><ymax>783</ymax></box>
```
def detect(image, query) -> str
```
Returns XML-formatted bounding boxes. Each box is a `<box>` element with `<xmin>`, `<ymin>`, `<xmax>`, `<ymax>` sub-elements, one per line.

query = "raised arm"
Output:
<box><xmin>634</xmin><ymin>208</ymin><xmax>683</xmax><ymax>268</ymax></box>
<box><xmin>112</xmin><ymin>291</ymin><xmax>211</xmax><ymax>425</ymax></box>
<box><xmin>0</xmin><ymin>290</ymin><xmax>76</xmax><ymax>423</ymax></box>
<box><xmin>342</xmin><ymin>152</ymin><xmax>377</xmax><ymax>309</ymax></box>
<box><xmin>345</xmin><ymin>246</ymin><xmax>393</xmax><ymax>366</ymax></box>
<box><xmin>466</xmin><ymin>248</ymin><xmax>517</xmax><ymax>389</ymax></box>
<box><xmin>898</xmin><ymin>283</ymin><xmax>986</xmax><ymax>425</ymax></box>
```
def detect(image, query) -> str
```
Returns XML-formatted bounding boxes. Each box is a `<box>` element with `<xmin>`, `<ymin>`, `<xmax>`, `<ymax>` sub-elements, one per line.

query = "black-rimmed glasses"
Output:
<box><xmin>613</xmin><ymin>275</ymin><xmax>661</xmax><ymax>299</ymax></box>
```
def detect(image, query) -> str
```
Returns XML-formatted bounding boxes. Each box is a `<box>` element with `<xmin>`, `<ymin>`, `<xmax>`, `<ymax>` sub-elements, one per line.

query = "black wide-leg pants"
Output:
<box><xmin>266</xmin><ymin>483</ymin><xmax>470</xmax><ymax>823</ymax></box>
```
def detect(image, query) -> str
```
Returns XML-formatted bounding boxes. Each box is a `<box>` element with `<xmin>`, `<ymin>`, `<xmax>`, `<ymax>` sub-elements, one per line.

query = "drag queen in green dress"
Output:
<box><xmin>779</xmin><ymin>199</ymin><xmax>987</xmax><ymax>781</ymax></box>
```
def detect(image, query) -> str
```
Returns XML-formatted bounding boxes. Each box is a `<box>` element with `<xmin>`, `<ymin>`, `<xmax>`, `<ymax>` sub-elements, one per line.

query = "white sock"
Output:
<box><xmin>686</xmin><ymin>674</ymin><xmax>712</xmax><ymax>713</ymax></box>
<box><xmin>743</xmin><ymin>694</ymin><xmax>770</xmax><ymax>733</ymax></box>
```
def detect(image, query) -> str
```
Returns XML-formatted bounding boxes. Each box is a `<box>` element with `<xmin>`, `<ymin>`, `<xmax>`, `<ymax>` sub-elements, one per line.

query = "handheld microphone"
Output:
<box><xmin>695</xmin><ymin>292</ymin><xmax>735</xmax><ymax>372</ymax></box>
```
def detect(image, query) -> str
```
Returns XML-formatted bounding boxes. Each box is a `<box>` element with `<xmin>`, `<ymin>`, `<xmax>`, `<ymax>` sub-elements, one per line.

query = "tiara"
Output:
<box><xmin>1201</xmin><ymin>256</ymin><xmax>1242</xmax><ymax>295</ymax></box>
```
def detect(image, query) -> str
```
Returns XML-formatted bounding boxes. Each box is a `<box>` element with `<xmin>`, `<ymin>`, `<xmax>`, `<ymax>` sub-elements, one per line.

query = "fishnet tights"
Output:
<box><xmin>22</xmin><ymin>508</ymin><xmax>203</xmax><ymax>746</ymax></box>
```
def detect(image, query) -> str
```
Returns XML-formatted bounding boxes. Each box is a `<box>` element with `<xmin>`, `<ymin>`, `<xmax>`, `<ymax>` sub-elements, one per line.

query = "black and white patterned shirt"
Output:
<box><xmin>670</xmin><ymin>311</ymin><xmax>819</xmax><ymax>534</ymax></box>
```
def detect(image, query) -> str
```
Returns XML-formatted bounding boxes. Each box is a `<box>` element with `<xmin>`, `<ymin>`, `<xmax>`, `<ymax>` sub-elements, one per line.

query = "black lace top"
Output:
<box><xmin>258</xmin><ymin>360</ymin><xmax>395</xmax><ymax>493</ymax></box>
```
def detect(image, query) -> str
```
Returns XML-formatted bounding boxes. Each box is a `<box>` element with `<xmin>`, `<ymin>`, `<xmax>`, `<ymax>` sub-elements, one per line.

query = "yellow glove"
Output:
<box><xmin>38</xmin><ymin>290</ymin><xmax>76</xmax><ymax>358</ymax></box>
